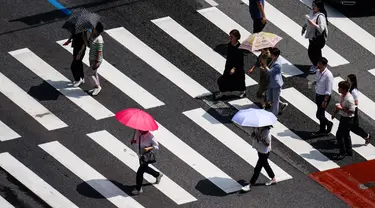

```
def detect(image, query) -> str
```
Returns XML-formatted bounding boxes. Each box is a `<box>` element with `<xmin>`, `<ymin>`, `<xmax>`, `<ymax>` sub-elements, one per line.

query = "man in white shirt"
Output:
<box><xmin>311</xmin><ymin>57</ymin><xmax>333</xmax><ymax>137</ymax></box>
<box><xmin>332</xmin><ymin>81</ymin><xmax>356</xmax><ymax>160</ymax></box>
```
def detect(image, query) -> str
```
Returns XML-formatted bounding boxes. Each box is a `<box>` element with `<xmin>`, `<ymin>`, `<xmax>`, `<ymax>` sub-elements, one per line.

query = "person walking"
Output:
<box><xmin>216</xmin><ymin>29</ymin><xmax>246</xmax><ymax>99</ymax></box>
<box><xmin>311</xmin><ymin>57</ymin><xmax>333</xmax><ymax>137</ymax></box>
<box><xmin>241</xmin><ymin>125</ymin><xmax>276</xmax><ymax>192</ymax></box>
<box><xmin>63</xmin><ymin>32</ymin><xmax>86</xmax><ymax>87</ymax></box>
<box><xmin>248</xmin><ymin>47</ymin><xmax>271</xmax><ymax>109</ymax></box>
<box><xmin>131</xmin><ymin>130</ymin><xmax>164</xmax><ymax>195</ymax></box>
<box><xmin>249</xmin><ymin>0</ymin><xmax>266</xmax><ymax>33</ymax></box>
<box><xmin>331</xmin><ymin>81</ymin><xmax>356</xmax><ymax>160</ymax></box>
<box><xmin>259</xmin><ymin>47</ymin><xmax>288</xmax><ymax>116</ymax></box>
<box><xmin>346</xmin><ymin>74</ymin><xmax>372</xmax><ymax>145</ymax></box>
<box><xmin>301</xmin><ymin>0</ymin><xmax>328</xmax><ymax>74</ymax></box>
<box><xmin>85</xmin><ymin>22</ymin><xmax>104</xmax><ymax>96</ymax></box>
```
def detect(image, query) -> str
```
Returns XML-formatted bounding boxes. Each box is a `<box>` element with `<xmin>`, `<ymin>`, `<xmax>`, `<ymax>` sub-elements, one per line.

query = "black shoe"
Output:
<box><xmin>334</xmin><ymin>155</ymin><xmax>345</xmax><ymax>160</ymax></box>
<box><xmin>311</xmin><ymin>131</ymin><xmax>327</xmax><ymax>137</ymax></box>
<box><xmin>326</xmin><ymin>122</ymin><xmax>333</xmax><ymax>134</ymax></box>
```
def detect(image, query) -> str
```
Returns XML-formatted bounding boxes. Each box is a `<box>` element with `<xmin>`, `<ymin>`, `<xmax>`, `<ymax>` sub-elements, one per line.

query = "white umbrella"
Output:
<box><xmin>232</xmin><ymin>108</ymin><xmax>277</xmax><ymax>127</ymax></box>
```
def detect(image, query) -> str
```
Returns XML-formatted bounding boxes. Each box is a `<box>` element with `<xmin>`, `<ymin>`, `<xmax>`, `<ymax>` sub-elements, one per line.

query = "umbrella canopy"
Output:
<box><xmin>62</xmin><ymin>9</ymin><xmax>100</xmax><ymax>34</ymax></box>
<box><xmin>239</xmin><ymin>32</ymin><xmax>282</xmax><ymax>52</ymax></box>
<box><xmin>232</xmin><ymin>108</ymin><xmax>277</xmax><ymax>127</ymax></box>
<box><xmin>115</xmin><ymin>108</ymin><xmax>158</xmax><ymax>131</ymax></box>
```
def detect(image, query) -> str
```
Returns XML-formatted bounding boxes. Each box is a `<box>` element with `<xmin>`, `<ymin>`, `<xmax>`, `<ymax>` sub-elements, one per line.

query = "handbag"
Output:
<box><xmin>138</xmin><ymin>137</ymin><xmax>156</xmax><ymax>164</ymax></box>
<box><xmin>312</xmin><ymin>14</ymin><xmax>327</xmax><ymax>46</ymax></box>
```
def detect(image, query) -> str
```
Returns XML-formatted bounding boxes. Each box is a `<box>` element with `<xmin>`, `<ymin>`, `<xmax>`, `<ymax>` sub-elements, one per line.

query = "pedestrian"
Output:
<box><xmin>249</xmin><ymin>0</ymin><xmax>266</xmax><ymax>33</ymax></box>
<box><xmin>248</xmin><ymin>47</ymin><xmax>271</xmax><ymax>109</ymax></box>
<box><xmin>259</xmin><ymin>47</ymin><xmax>288</xmax><ymax>116</ymax></box>
<box><xmin>310</xmin><ymin>57</ymin><xmax>333</xmax><ymax>137</ymax></box>
<box><xmin>331</xmin><ymin>81</ymin><xmax>356</xmax><ymax>160</ymax></box>
<box><xmin>346</xmin><ymin>74</ymin><xmax>372</xmax><ymax>145</ymax></box>
<box><xmin>63</xmin><ymin>32</ymin><xmax>86</xmax><ymax>87</ymax></box>
<box><xmin>241</xmin><ymin>125</ymin><xmax>276</xmax><ymax>192</ymax></box>
<box><xmin>216</xmin><ymin>29</ymin><xmax>246</xmax><ymax>99</ymax></box>
<box><xmin>301</xmin><ymin>0</ymin><xmax>328</xmax><ymax>74</ymax></box>
<box><xmin>85</xmin><ymin>22</ymin><xmax>104</xmax><ymax>96</ymax></box>
<box><xmin>131</xmin><ymin>130</ymin><xmax>164</xmax><ymax>195</ymax></box>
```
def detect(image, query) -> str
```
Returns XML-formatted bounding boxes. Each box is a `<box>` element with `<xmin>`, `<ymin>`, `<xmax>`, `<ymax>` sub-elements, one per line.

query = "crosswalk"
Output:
<box><xmin>1</xmin><ymin>1</ymin><xmax>375</xmax><ymax>207</ymax></box>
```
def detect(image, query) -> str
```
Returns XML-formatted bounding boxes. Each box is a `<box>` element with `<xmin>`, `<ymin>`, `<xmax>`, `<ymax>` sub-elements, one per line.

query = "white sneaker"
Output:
<box><xmin>132</xmin><ymin>188</ymin><xmax>143</xmax><ymax>195</ymax></box>
<box><xmin>91</xmin><ymin>86</ymin><xmax>102</xmax><ymax>96</ymax></box>
<box><xmin>241</xmin><ymin>185</ymin><xmax>251</xmax><ymax>192</ymax></box>
<box><xmin>73</xmin><ymin>78</ymin><xmax>84</xmax><ymax>87</ymax></box>
<box><xmin>155</xmin><ymin>173</ymin><xmax>163</xmax><ymax>184</ymax></box>
<box><xmin>265</xmin><ymin>179</ymin><xmax>277</xmax><ymax>186</ymax></box>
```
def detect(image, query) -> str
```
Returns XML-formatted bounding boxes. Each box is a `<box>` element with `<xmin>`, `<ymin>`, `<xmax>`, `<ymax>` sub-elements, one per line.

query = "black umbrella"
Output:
<box><xmin>62</xmin><ymin>9</ymin><xmax>100</xmax><ymax>34</ymax></box>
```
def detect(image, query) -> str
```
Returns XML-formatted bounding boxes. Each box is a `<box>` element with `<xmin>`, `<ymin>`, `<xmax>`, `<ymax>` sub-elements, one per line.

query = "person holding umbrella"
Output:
<box><xmin>63</xmin><ymin>32</ymin><xmax>86</xmax><ymax>87</ymax></box>
<box><xmin>115</xmin><ymin>108</ymin><xmax>163</xmax><ymax>195</ymax></box>
<box><xmin>231</xmin><ymin>108</ymin><xmax>277</xmax><ymax>192</ymax></box>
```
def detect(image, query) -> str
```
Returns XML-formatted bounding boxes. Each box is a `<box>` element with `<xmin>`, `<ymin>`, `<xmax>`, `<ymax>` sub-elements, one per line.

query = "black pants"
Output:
<box><xmin>316</xmin><ymin>94</ymin><xmax>331</xmax><ymax>132</ymax></box>
<box><xmin>136</xmin><ymin>162</ymin><xmax>160</xmax><ymax>190</ymax></box>
<box><xmin>336</xmin><ymin>116</ymin><xmax>353</xmax><ymax>155</ymax></box>
<box><xmin>71</xmin><ymin>48</ymin><xmax>85</xmax><ymax>81</ymax></box>
<box><xmin>308</xmin><ymin>39</ymin><xmax>325</xmax><ymax>66</ymax></box>
<box><xmin>350</xmin><ymin>108</ymin><xmax>368</xmax><ymax>138</ymax></box>
<box><xmin>253</xmin><ymin>18</ymin><xmax>266</xmax><ymax>33</ymax></box>
<box><xmin>250</xmin><ymin>152</ymin><xmax>275</xmax><ymax>185</ymax></box>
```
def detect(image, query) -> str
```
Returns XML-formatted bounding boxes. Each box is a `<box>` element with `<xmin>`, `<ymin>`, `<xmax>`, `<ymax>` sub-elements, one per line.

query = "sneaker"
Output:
<box><xmin>91</xmin><ymin>86</ymin><xmax>102</xmax><ymax>96</ymax></box>
<box><xmin>280</xmin><ymin>103</ymin><xmax>288</xmax><ymax>113</ymax></box>
<box><xmin>72</xmin><ymin>78</ymin><xmax>84</xmax><ymax>87</ymax></box>
<box><xmin>155</xmin><ymin>173</ymin><xmax>164</xmax><ymax>184</ymax></box>
<box><xmin>241</xmin><ymin>185</ymin><xmax>251</xmax><ymax>192</ymax></box>
<box><xmin>265</xmin><ymin>179</ymin><xmax>277</xmax><ymax>186</ymax></box>
<box><xmin>132</xmin><ymin>188</ymin><xmax>143</xmax><ymax>195</ymax></box>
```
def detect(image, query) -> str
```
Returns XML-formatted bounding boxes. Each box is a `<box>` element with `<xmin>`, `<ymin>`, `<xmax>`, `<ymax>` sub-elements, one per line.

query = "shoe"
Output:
<box><xmin>155</xmin><ymin>173</ymin><xmax>164</xmax><ymax>184</ymax></box>
<box><xmin>72</xmin><ymin>78</ymin><xmax>84</xmax><ymax>87</ymax></box>
<box><xmin>91</xmin><ymin>86</ymin><xmax>102</xmax><ymax>96</ymax></box>
<box><xmin>279</xmin><ymin>103</ymin><xmax>288</xmax><ymax>115</ymax></box>
<box><xmin>132</xmin><ymin>188</ymin><xmax>143</xmax><ymax>195</ymax></box>
<box><xmin>326</xmin><ymin>122</ymin><xmax>333</xmax><ymax>134</ymax></box>
<box><xmin>311</xmin><ymin>131</ymin><xmax>327</xmax><ymax>137</ymax></box>
<box><xmin>365</xmin><ymin>134</ymin><xmax>371</xmax><ymax>145</ymax></box>
<box><xmin>238</xmin><ymin>91</ymin><xmax>246</xmax><ymax>98</ymax></box>
<box><xmin>241</xmin><ymin>185</ymin><xmax>251</xmax><ymax>192</ymax></box>
<box><xmin>334</xmin><ymin>155</ymin><xmax>345</xmax><ymax>160</ymax></box>
<box><xmin>265</xmin><ymin>179</ymin><xmax>277</xmax><ymax>186</ymax></box>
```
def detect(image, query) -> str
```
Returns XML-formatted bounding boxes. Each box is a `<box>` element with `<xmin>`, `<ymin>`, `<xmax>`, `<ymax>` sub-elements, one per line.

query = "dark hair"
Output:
<box><xmin>95</xmin><ymin>22</ymin><xmax>104</xmax><ymax>34</ymax></box>
<box><xmin>317</xmin><ymin>57</ymin><xmax>328</xmax><ymax>66</ymax></box>
<box><xmin>230</xmin><ymin>29</ymin><xmax>241</xmax><ymax>40</ymax></box>
<box><xmin>347</xmin><ymin>74</ymin><xmax>358</xmax><ymax>92</ymax></box>
<box><xmin>270</xmin><ymin>47</ymin><xmax>281</xmax><ymax>56</ymax></box>
<box><xmin>314</xmin><ymin>0</ymin><xmax>329</xmax><ymax>26</ymax></box>
<box><xmin>338</xmin><ymin>81</ymin><xmax>350</xmax><ymax>92</ymax></box>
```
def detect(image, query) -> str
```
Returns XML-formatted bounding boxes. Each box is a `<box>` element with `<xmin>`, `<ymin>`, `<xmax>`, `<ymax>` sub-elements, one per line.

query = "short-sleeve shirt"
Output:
<box><xmin>351</xmin><ymin>88</ymin><xmax>359</xmax><ymax>101</ymax></box>
<box><xmin>249</xmin><ymin>0</ymin><xmax>265</xmax><ymax>19</ymax></box>
<box><xmin>89</xmin><ymin>35</ymin><xmax>104</xmax><ymax>62</ymax></box>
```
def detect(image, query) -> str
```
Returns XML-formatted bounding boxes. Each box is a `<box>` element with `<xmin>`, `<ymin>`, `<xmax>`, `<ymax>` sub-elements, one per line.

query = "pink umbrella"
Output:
<box><xmin>115</xmin><ymin>108</ymin><xmax>158</xmax><ymax>131</ymax></box>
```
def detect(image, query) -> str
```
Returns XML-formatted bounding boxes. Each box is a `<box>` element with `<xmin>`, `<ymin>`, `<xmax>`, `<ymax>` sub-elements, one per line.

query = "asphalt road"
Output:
<box><xmin>0</xmin><ymin>0</ymin><xmax>374</xmax><ymax>207</ymax></box>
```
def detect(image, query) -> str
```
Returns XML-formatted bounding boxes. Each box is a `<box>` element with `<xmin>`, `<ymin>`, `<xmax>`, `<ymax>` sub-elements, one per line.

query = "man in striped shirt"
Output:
<box><xmin>85</xmin><ymin>22</ymin><xmax>104</xmax><ymax>96</ymax></box>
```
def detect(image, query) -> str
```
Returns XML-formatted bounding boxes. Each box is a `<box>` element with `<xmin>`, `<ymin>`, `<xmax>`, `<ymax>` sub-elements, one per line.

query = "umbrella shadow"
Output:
<box><xmin>28</xmin><ymin>81</ymin><xmax>60</xmax><ymax>101</ymax></box>
<box><xmin>76</xmin><ymin>179</ymin><xmax>154</xmax><ymax>198</ymax></box>
<box><xmin>195</xmin><ymin>178</ymin><xmax>247</xmax><ymax>196</ymax></box>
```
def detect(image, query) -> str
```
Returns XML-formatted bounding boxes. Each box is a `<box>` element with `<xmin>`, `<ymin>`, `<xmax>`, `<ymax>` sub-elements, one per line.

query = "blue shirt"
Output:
<box><xmin>249</xmin><ymin>0</ymin><xmax>265</xmax><ymax>19</ymax></box>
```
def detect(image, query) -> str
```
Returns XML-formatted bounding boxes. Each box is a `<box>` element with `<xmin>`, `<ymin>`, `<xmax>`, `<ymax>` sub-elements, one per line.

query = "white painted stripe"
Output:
<box><xmin>87</xmin><ymin>130</ymin><xmax>197</xmax><ymax>205</ymax></box>
<box><xmin>153</xmin><ymin>121</ymin><xmax>242</xmax><ymax>193</ymax></box>
<box><xmin>39</xmin><ymin>141</ymin><xmax>144</xmax><ymax>208</ymax></box>
<box><xmin>299</xmin><ymin>0</ymin><xmax>375</xmax><ymax>58</ymax></box>
<box><xmin>0</xmin><ymin>72</ymin><xmax>68</xmax><ymax>131</ymax></box>
<box><xmin>205</xmin><ymin>0</ymin><xmax>218</xmax><ymax>6</ymax></box>
<box><xmin>198</xmin><ymin>7</ymin><xmax>303</xmax><ymax>78</ymax></box>
<box><xmin>0</xmin><ymin>152</ymin><xmax>78</xmax><ymax>208</ymax></box>
<box><xmin>183</xmin><ymin>108</ymin><xmax>293</xmax><ymax>180</ymax></box>
<box><xmin>281</xmin><ymin>87</ymin><xmax>375</xmax><ymax>160</ymax></box>
<box><xmin>105</xmin><ymin>27</ymin><xmax>212</xmax><ymax>98</ymax></box>
<box><xmin>334</xmin><ymin>77</ymin><xmax>375</xmax><ymax>120</ymax></box>
<box><xmin>242</xmin><ymin>0</ymin><xmax>349</xmax><ymax>67</ymax></box>
<box><xmin>152</xmin><ymin>16</ymin><xmax>257</xmax><ymax>87</ymax></box>
<box><xmin>228</xmin><ymin>98</ymin><xmax>340</xmax><ymax>171</ymax></box>
<box><xmin>0</xmin><ymin>120</ymin><xmax>21</xmax><ymax>141</ymax></box>
<box><xmin>8</xmin><ymin>48</ymin><xmax>114</xmax><ymax>120</ymax></box>
<box><xmin>369</xmin><ymin>68</ymin><xmax>375</xmax><ymax>77</ymax></box>
<box><xmin>0</xmin><ymin>195</ymin><xmax>14</xmax><ymax>208</ymax></box>
<box><xmin>57</xmin><ymin>40</ymin><xmax>165</xmax><ymax>109</ymax></box>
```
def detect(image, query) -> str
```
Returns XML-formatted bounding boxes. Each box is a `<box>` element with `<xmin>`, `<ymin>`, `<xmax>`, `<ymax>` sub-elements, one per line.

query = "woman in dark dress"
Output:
<box><xmin>63</xmin><ymin>32</ymin><xmax>86</xmax><ymax>87</ymax></box>
<box><xmin>216</xmin><ymin>29</ymin><xmax>246</xmax><ymax>99</ymax></box>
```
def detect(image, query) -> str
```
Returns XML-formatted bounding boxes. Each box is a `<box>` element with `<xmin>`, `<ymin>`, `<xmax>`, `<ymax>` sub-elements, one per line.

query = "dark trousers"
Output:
<box><xmin>336</xmin><ymin>116</ymin><xmax>353</xmax><ymax>155</ymax></box>
<box><xmin>316</xmin><ymin>94</ymin><xmax>331</xmax><ymax>132</ymax></box>
<box><xmin>308</xmin><ymin>40</ymin><xmax>325</xmax><ymax>66</ymax></box>
<box><xmin>253</xmin><ymin>18</ymin><xmax>266</xmax><ymax>33</ymax></box>
<box><xmin>136</xmin><ymin>162</ymin><xmax>159</xmax><ymax>190</ymax></box>
<box><xmin>350</xmin><ymin>108</ymin><xmax>368</xmax><ymax>138</ymax></box>
<box><xmin>71</xmin><ymin>48</ymin><xmax>85</xmax><ymax>81</ymax></box>
<box><xmin>250</xmin><ymin>152</ymin><xmax>275</xmax><ymax>185</ymax></box>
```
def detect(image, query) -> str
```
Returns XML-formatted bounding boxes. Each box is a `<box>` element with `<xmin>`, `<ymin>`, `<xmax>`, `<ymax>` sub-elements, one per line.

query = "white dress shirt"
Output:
<box><xmin>133</xmin><ymin>131</ymin><xmax>159</xmax><ymax>154</ymax></box>
<box><xmin>315</xmin><ymin>68</ymin><xmax>333</xmax><ymax>96</ymax></box>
